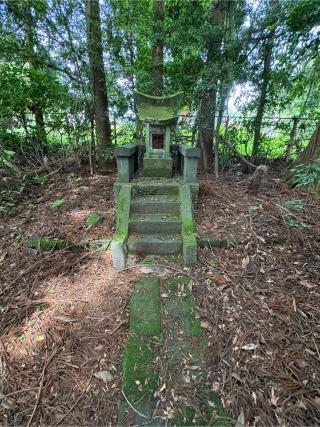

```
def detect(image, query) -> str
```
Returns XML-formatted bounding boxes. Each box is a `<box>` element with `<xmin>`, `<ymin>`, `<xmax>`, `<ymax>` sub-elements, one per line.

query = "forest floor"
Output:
<box><xmin>0</xmin><ymin>162</ymin><xmax>320</xmax><ymax>426</ymax></box>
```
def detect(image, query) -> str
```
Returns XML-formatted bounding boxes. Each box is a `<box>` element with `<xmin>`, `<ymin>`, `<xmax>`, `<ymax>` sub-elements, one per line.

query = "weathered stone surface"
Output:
<box><xmin>143</xmin><ymin>158</ymin><xmax>172</xmax><ymax>177</ymax></box>
<box><xmin>127</xmin><ymin>234</ymin><xmax>182</xmax><ymax>255</ymax></box>
<box><xmin>118</xmin><ymin>276</ymin><xmax>161</xmax><ymax>425</ymax></box>
<box><xmin>129</xmin><ymin>213</ymin><xmax>181</xmax><ymax>233</ymax></box>
<box><xmin>111</xmin><ymin>184</ymin><xmax>131</xmax><ymax>270</ymax></box>
<box><xmin>114</xmin><ymin>143</ymin><xmax>137</xmax><ymax>157</ymax></box>
<box><xmin>131</xmin><ymin>194</ymin><xmax>180</xmax><ymax>215</ymax></box>
<box><xmin>178</xmin><ymin>144</ymin><xmax>201</xmax><ymax>158</ymax></box>
<box><xmin>179</xmin><ymin>185</ymin><xmax>197</xmax><ymax>266</ymax></box>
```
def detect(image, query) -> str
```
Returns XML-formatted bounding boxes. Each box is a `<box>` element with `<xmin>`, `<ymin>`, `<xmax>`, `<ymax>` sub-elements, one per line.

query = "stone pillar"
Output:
<box><xmin>115</xmin><ymin>144</ymin><xmax>137</xmax><ymax>183</ymax></box>
<box><xmin>178</xmin><ymin>145</ymin><xmax>201</xmax><ymax>184</ymax></box>
<box><xmin>165</xmin><ymin>126</ymin><xmax>171</xmax><ymax>158</ymax></box>
<box><xmin>145</xmin><ymin>123</ymin><xmax>150</xmax><ymax>157</ymax></box>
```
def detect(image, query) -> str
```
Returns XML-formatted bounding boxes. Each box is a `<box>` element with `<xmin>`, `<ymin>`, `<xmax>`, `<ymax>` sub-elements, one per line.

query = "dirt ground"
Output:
<box><xmin>0</xmin><ymin>164</ymin><xmax>319</xmax><ymax>426</ymax></box>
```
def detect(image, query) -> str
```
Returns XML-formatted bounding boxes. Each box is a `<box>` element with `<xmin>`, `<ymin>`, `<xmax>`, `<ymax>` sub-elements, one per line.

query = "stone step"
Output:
<box><xmin>127</xmin><ymin>233</ymin><xmax>182</xmax><ymax>255</ymax></box>
<box><xmin>131</xmin><ymin>195</ymin><xmax>180</xmax><ymax>215</ymax></box>
<box><xmin>131</xmin><ymin>182</ymin><xmax>179</xmax><ymax>196</ymax></box>
<box><xmin>129</xmin><ymin>214</ymin><xmax>181</xmax><ymax>233</ymax></box>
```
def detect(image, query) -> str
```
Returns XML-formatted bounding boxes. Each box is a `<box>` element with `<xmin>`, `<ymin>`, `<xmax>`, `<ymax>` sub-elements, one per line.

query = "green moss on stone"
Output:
<box><xmin>130</xmin><ymin>276</ymin><xmax>161</xmax><ymax>337</ymax></box>
<box><xmin>174</xmin><ymin>396</ymin><xmax>228</xmax><ymax>427</ymax></box>
<box><xmin>85</xmin><ymin>213</ymin><xmax>104</xmax><ymax>227</ymax></box>
<box><xmin>27</xmin><ymin>237</ymin><xmax>67</xmax><ymax>251</ymax></box>
<box><xmin>121</xmin><ymin>276</ymin><xmax>161</xmax><ymax>404</ymax></box>
<box><xmin>122</xmin><ymin>334</ymin><xmax>159</xmax><ymax>403</ymax></box>
<box><xmin>166</xmin><ymin>276</ymin><xmax>203</xmax><ymax>337</ymax></box>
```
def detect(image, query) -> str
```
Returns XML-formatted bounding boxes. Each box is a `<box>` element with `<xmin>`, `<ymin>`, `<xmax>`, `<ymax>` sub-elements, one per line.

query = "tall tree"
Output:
<box><xmin>197</xmin><ymin>0</ymin><xmax>226</xmax><ymax>172</ymax></box>
<box><xmin>251</xmin><ymin>26</ymin><xmax>275</xmax><ymax>162</ymax></box>
<box><xmin>85</xmin><ymin>0</ymin><xmax>112</xmax><ymax>162</ymax></box>
<box><xmin>152</xmin><ymin>0</ymin><xmax>165</xmax><ymax>95</ymax></box>
<box><xmin>7</xmin><ymin>0</ymin><xmax>48</xmax><ymax>155</ymax></box>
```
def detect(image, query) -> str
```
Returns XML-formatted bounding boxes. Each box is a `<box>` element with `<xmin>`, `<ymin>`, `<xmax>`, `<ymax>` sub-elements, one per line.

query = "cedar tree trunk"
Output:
<box><xmin>85</xmin><ymin>0</ymin><xmax>112</xmax><ymax>161</ymax></box>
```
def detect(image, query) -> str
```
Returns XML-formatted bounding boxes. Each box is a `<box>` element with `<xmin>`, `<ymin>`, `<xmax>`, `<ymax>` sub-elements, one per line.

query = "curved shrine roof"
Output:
<box><xmin>134</xmin><ymin>90</ymin><xmax>184</xmax><ymax>125</ymax></box>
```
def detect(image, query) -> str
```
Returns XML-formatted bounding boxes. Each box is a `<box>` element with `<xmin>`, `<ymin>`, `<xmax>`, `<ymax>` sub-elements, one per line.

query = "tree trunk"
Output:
<box><xmin>33</xmin><ymin>104</ymin><xmax>47</xmax><ymax>155</ymax></box>
<box><xmin>85</xmin><ymin>0</ymin><xmax>112</xmax><ymax>163</ymax></box>
<box><xmin>197</xmin><ymin>0</ymin><xmax>224</xmax><ymax>173</ymax></box>
<box><xmin>296</xmin><ymin>120</ymin><xmax>320</xmax><ymax>164</ymax></box>
<box><xmin>152</xmin><ymin>0</ymin><xmax>165</xmax><ymax>95</ymax></box>
<box><xmin>284</xmin><ymin>117</ymin><xmax>299</xmax><ymax>161</ymax></box>
<box><xmin>247</xmin><ymin>165</ymin><xmax>268</xmax><ymax>195</ymax></box>
<box><xmin>251</xmin><ymin>30</ymin><xmax>274</xmax><ymax>162</ymax></box>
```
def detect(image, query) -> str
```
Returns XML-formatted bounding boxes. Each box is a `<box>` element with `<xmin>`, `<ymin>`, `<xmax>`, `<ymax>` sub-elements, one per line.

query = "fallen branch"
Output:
<box><xmin>219</xmin><ymin>135</ymin><xmax>257</xmax><ymax>170</ymax></box>
<box><xmin>54</xmin><ymin>373</ymin><xmax>93</xmax><ymax>426</ymax></box>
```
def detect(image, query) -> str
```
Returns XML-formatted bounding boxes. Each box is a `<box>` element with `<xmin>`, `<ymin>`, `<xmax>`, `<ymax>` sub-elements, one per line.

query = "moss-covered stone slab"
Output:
<box><xmin>118</xmin><ymin>276</ymin><xmax>162</xmax><ymax>425</ymax></box>
<box><xmin>27</xmin><ymin>237</ymin><xmax>68</xmax><ymax>251</ymax></box>
<box><xmin>131</xmin><ymin>194</ymin><xmax>180</xmax><ymax>215</ymax></box>
<box><xmin>85</xmin><ymin>213</ymin><xmax>104</xmax><ymax>227</ymax></box>
<box><xmin>134</xmin><ymin>90</ymin><xmax>183</xmax><ymax>125</ymax></box>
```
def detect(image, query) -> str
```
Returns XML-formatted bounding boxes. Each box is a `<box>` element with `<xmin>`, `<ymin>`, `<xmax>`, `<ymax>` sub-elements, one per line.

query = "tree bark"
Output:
<box><xmin>85</xmin><ymin>0</ymin><xmax>112</xmax><ymax>162</ymax></box>
<box><xmin>251</xmin><ymin>30</ymin><xmax>274</xmax><ymax>162</ymax></box>
<box><xmin>247</xmin><ymin>165</ymin><xmax>268</xmax><ymax>195</ymax></box>
<box><xmin>198</xmin><ymin>0</ymin><xmax>225</xmax><ymax>173</ymax></box>
<box><xmin>296</xmin><ymin>120</ymin><xmax>320</xmax><ymax>164</ymax></box>
<box><xmin>284</xmin><ymin>116</ymin><xmax>299</xmax><ymax>161</ymax></box>
<box><xmin>152</xmin><ymin>0</ymin><xmax>165</xmax><ymax>95</ymax></box>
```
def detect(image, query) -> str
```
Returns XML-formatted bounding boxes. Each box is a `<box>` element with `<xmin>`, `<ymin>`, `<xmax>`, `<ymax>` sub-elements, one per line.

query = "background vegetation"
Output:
<box><xmin>1</xmin><ymin>0</ymin><xmax>320</xmax><ymax>189</ymax></box>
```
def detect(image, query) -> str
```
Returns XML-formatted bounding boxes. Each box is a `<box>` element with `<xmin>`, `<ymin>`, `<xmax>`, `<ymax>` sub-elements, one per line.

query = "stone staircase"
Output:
<box><xmin>127</xmin><ymin>183</ymin><xmax>182</xmax><ymax>256</ymax></box>
<box><xmin>111</xmin><ymin>143</ymin><xmax>201</xmax><ymax>270</ymax></box>
<box><xmin>111</xmin><ymin>179</ymin><xmax>198</xmax><ymax>270</ymax></box>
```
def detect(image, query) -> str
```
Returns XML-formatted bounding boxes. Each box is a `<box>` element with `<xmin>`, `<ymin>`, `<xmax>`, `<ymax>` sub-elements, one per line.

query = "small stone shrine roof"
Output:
<box><xmin>134</xmin><ymin>90</ymin><xmax>184</xmax><ymax>125</ymax></box>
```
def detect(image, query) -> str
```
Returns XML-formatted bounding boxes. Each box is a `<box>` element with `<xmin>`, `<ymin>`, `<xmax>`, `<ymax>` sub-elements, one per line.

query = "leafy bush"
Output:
<box><xmin>292</xmin><ymin>160</ymin><xmax>320</xmax><ymax>192</ymax></box>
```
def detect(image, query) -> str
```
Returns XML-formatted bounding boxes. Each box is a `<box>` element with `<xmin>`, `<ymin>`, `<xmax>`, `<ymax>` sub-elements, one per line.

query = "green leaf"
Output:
<box><xmin>18</xmin><ymin>334</ymin><xmax>25</xmax><ymax>342</ymax></box>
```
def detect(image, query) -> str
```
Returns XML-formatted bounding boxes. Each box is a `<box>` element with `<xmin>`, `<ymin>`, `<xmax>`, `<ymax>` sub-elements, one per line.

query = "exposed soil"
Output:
<box><xmin>0</xmin><ymin>164</ymin><xmax>319</xmax><ymax>426</ymax></box>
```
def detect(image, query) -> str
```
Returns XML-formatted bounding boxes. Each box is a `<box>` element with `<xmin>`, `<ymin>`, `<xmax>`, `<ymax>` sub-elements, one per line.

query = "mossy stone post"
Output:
<box><xmin>114</xmin><ymin>143</ymin><xmax>137</xmax><ymax>183</ymax></box>
<box><xmin>111</xmin><ymin>184</ymin><xmax>131</xmax><ymax>270</ymax></box>
<box><xmin>179</xmin><ymin>145</ymin><xmax>201</xmax><ymax>184</ymax></box>
<box><xmin>180</xmin><ymin>184</ymin><xmax>197</xmax><ymax>265</ymax></box>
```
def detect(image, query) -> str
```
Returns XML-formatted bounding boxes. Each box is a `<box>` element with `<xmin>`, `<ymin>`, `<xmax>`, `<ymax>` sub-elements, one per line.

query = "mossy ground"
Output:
<box><xmin>119</xmin><ymin>274</ymin><xmax>227</xmax><ymax>426</ymax></box>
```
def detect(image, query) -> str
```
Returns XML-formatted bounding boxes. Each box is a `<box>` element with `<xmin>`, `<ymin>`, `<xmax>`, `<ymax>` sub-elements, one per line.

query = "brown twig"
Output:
<box><xmin>53</xmin><ymin>373</ymin><xmax>93</xmax><ymax>426</ymax></box>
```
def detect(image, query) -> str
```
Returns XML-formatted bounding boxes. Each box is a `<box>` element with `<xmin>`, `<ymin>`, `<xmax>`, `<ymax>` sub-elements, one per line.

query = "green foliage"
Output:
<box><xmin>0</xmin><ymin>173</ymin><xmax>48</xmax><ymax>216</ymax></box>
<box><xmin>292</xmin><ymin>159</ymin><xmax>320</xmax><ymax>191</ymax></box>
<box><xmin>277</xmin><ymin>199</ymin><xmax>307</xmax><ymax>229</ymax></box>
<box><xmin>116</xmin><ymin>122</ymin><xmax>136</xmax><ymax>146</ymax></box>
<box><xmin>51</xmin><ymin>198</ymin><xmax>65</xmax><ymax>208</ymax></box>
